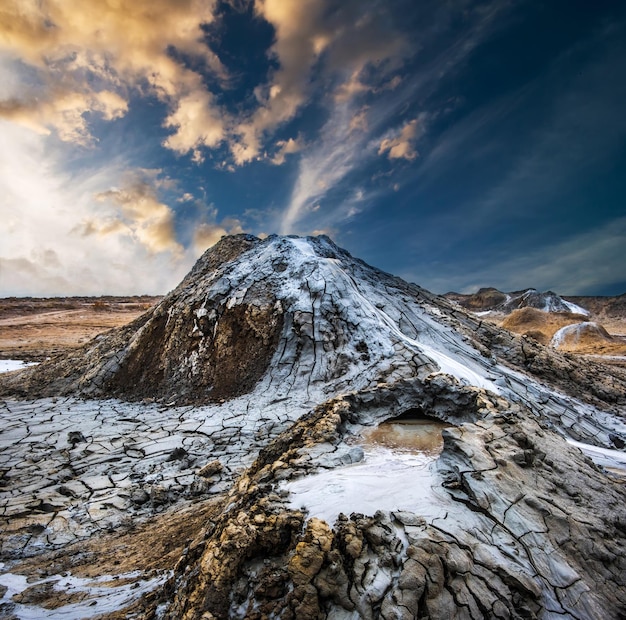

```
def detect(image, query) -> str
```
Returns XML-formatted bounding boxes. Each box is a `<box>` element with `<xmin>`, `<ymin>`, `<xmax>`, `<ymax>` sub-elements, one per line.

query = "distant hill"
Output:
<box><xmin>444</xmin><ymin>287</ymin><xmax>591</xmax><ymax>315</ymax></box>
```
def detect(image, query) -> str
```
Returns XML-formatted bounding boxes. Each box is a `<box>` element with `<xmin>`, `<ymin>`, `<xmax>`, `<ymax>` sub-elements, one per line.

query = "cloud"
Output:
<box><xmin>89</xmin><ymin>173</ymin><xmax>183</xmax><ymax>256</ymax></box>
<box><xmin>192</xmin><ymin>217</ymin><xmax>244</xmax><ymax>254</ymax></box>
<box><xmin>0</xmin><ymin>89</ymin><xmax>127</xmax><ymax>146</ymax></box>
<box><xmin>491</xmin><ymin>217</ymin><xmax>626</xmax><ymax>295</ymax></box>
<box><xmin>334</xmin><ymin>70</ymin><xmax>370</xmax><ymax>103</ymax></box>
<box><xmin>0</xmin><ymin>120</ymin><xmax>192</xmax><ymax>295</ymax></box>
<box><xmin>348</xmin><ymin>107</ymin><xmax>369</xmax><ymax>133</ymax></box>
<box><xmin>412</xmin><ymin>20</ymin><xmax>626</xmax><ymax>262</ymax></box>
<box><xmin>279</xmin><ymin>103</ymin><xmax>364</xmax><ymax>233</ymax></box>
<box><xmin>0</xmin><ymin>0</ymin><xmax>414</xmax><ymax>167</ymax></box>
<box><xmin>0</xmin><ymin>256</ymin><xmax>72</xmax><ymax>295</ymax></box>
<box><xmin>378</xmin><ymin>117</ymin><xmax>424</xmax><ymax>161</ymax></box>
<box><xmin>162</xmin><ymin>90</ymin><xmax>226</xmax><ymax>157</ymax></box>
<box><xmin>276</xmin><ymin>1</ymin><xmax>514</xmax><ymax>236</ymax></box>
<box><xmin>226</xmin><ymin>0</ymin><xmax>330</xmax><ymax>163</ymax></box>
<box><xmin>269</xmin><ymin>136</ymin><xmax>303</xmax><ymax>165</ymax></box>
<box><xmin>231</xmin><ymin>0</ymin><xmax>409</xmax><ymax>164</ymax></box>
<box><xmin>0</xmin><ymin>0</ymin><xmax>225</xmax><ymax>147</ymax></box>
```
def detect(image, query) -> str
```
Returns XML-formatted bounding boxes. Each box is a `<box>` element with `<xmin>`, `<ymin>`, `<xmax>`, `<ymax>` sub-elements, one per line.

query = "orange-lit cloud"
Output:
<box><xmin>0</xmin><ymin>0</ymin><xmax>410</xmax><ymax>167</ymax></box>
<box><xmin>86</xmin><ymin>172</ymin><xmax>184</xmax><ymax>255</ymax></box>
<box><xmin>378</xmin><ymin>117</ymin><xmax>424</xmax><ymax>161</ymax></box>
<box><xmin>0</xmin><ymin>0</ymin><xmax>224</xmax><ymax>147</ymax></box>
<box><xmin>270</xmin><ymin>136</ymin><xmax>304</xmax><ymax>165</ymax></box>
<box><xmin>0</xmin><ymin>89</ymin><xmax>127</xmax><ymax>145</ymax></box>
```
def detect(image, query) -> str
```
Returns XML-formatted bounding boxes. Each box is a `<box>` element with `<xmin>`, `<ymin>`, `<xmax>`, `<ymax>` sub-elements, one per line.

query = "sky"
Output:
<box><xmin>0</xmin><ymin>0</ymin><xmax>625</xmax><ymax>297</ymax></box>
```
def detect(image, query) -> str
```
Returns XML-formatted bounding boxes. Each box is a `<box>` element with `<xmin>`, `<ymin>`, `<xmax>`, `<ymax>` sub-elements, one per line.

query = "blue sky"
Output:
<box><xmin>0</xmin><ymin>0</ymin><xmax>624</xmax><ymax>296</ymax></box>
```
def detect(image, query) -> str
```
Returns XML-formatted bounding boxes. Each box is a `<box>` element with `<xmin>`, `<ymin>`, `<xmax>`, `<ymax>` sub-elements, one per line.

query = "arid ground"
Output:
<box><xmin>0</xmin><ymin>297</ymin><xmax>161</xmax><ymax>361</ymax></box>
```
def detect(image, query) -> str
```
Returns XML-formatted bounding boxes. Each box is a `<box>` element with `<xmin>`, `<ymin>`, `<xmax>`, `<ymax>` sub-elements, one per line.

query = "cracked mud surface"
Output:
<box><xmin>0</xmin><ymin>394</ymin><xmax>314</xmax><ymax>559</ymax></box>
<box><xmin>161</xmin><ymin>383</ymin><xmax>626</xmax><ymax>620</ymax></box>
<box><xmin>1</xmin><ymin>234</ymin><xmax>626</xmax><ymax>619</ymax></box>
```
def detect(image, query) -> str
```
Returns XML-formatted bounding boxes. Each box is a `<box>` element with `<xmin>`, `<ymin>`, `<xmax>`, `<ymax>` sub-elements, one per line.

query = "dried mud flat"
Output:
<box><xmin>0</xmin><ymin>392</ymin><xmax>313</xmax><ymax>618</ymax></box>
<box><xmin>0</xmin><ymin>297</ymin><xmax>161</xmax><ymax>361</ymax></box>
<box><xmin>2</xmin><ymin>498</ymin><xmax>222</xmax><ymax>619</ymax></box>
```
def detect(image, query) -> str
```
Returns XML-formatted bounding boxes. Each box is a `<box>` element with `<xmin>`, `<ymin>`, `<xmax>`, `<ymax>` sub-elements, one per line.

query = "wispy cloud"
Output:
<box><xmin>411</xmin><ymin>21</ymin><xmax>626</xmax><ymax>258</ymax></box>
<box><xmin>278</xmin><ymin>0</ymin><xmax>511</xmax><ymax>235</ymax></box>
<box><xmin>279</xmin><ymin>103</ymin><xmax>373</xmax><ymax>234</ymax></box>
<box><xmin>230</xmin><ymin>0</ymin><xmax>409</xmax><ymax>165</ymax></box>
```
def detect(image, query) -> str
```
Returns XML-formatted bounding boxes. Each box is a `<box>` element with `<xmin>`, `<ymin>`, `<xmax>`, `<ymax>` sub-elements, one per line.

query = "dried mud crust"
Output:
<box><xmin>106</xmin><ymin>298</ymin><xmax>284</xmax><ymax>402</ymax></box>
<box><xmin>1</xmin><ymin>497</ymin><xmax>224</xmax><ymax>619</ymax></box>
<box><xmin>143</xmin><ymin>378</ymin><xmax>626</xmax><ymax>620</ymax></box>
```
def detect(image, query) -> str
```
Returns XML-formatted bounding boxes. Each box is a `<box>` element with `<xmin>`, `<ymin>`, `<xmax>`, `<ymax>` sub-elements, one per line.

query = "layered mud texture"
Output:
<box><xmin>140</xmin><ymin>377</ymin><xmax>626</xmax><ymax>620</ymax></box>
<box><xmin>105</xmin><ymin>292</ymin><xmax>284</xmax><ymax>402</ymax></box>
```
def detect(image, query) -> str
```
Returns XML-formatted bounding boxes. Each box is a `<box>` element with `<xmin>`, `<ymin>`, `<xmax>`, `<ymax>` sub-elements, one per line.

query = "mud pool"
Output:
<box><xmin>283</xmin><ymin>418</ymin><xmax>452</xmax><ymax>526</ymax></box>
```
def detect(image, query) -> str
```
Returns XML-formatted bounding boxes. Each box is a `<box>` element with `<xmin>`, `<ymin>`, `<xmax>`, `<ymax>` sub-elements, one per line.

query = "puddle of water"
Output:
<box><xmin>360</xmin><ymin>419</ymin><xmax>449</xmax><ymax>455</ymax></box>
<box><xmin>283</xmin><ymin>418</ymin><xmax>452</xmax><ymax>526</ymax></box>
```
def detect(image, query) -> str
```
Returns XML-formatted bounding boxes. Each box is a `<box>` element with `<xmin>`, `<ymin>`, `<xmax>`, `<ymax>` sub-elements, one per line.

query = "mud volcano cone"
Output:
<box><xmin>3</xmin><ymin>234</ymin><xmax>626</xmax><ymax>413</ymax></box>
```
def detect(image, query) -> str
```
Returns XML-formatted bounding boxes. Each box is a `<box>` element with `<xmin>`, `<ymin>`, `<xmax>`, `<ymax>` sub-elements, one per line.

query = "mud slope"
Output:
<box><xmin>3</xmin><ymin>234</ymin><xmax>626</xmax><ymax>411</ymax></box>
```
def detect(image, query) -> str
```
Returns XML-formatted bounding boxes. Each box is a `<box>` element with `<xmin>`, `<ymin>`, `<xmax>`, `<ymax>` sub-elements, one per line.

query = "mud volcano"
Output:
<box><xmin>2</xmin><ymin>234</ymin><xmax>626</xmax><ymax>619</ymax></box>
